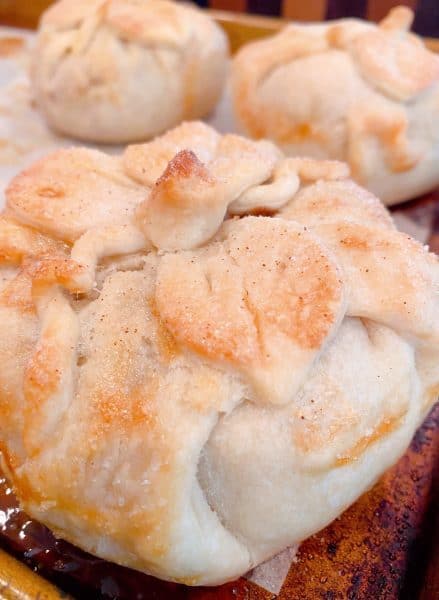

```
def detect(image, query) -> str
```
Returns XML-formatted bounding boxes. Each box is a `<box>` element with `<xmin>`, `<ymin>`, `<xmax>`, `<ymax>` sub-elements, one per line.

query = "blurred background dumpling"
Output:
<box><xmin>231</xmin><ymin>7</ymin><xmax>439</xmax><ymax>205</ymax></box>
<box><xmin>31</xmin><ymin>0</ymin><xmax>229</xmax><ymax>143</ymax></box>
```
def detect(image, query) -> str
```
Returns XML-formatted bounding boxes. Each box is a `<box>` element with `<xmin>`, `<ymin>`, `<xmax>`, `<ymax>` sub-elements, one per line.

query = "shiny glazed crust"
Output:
<box><xmin>0</xmin><ymin>122</ymin><xmax>438</xmax><ymax>586</ymax></box>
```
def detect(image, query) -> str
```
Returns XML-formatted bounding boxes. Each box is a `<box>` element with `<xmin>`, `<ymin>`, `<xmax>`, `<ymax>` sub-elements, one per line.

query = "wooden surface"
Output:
<box><xmin>212</xmin><ymin>9</ymin><xmax>439</xmax><ymax>54</ymax></box>
<box><xmin>0</xmin><ymin>0</ymin><xmax>437</xmax><ymax>27</ymax></box>
<box><xmin>0</xmin><ymin>0</ymin><xmax>52</xmax><ymax>29</ymax></box>
<box><xmin>0</xmin><ymin>6</ymin><xmax>437</xmax><ymax>600</ymax></box>
<box><xmin>0</xmin><ymin>548</ymin><xmax>69</xmax><ymax>600</ymax></box>
<box><xmin>1</xmin><ymin>2</ymin><xmax>439</xmax><ymax>54</ymax></box>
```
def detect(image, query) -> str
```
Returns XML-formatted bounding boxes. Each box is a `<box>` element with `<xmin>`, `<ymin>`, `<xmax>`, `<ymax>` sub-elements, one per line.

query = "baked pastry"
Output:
<box><xmin>232</xmin><ymin>7</ymin><xmax>439</xmax><ymax>205</ymax></box>
<box><xmin>31</xmin><ymin>0</ymin><xmax>228</xmax><ymax>143</ymax></box>
<box><xmin>0</xmin><ymin>122</ymin><xmax>437</xmax><ymax>586</ymax></box>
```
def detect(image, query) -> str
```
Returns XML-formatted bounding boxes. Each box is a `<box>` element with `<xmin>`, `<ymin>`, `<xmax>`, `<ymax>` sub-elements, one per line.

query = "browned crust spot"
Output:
<box><xmin>0</xmin><ymin>37</ymin><xmax>25</xmax><ymax>57</ymax></box>
<box><xmin>335</xmin><ymin>414</ymin><xmax>403</xmax><ymax>466</ymax></box>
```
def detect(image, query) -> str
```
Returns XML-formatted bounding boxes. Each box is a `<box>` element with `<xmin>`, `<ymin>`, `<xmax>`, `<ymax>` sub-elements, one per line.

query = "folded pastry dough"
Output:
<box><xmin>0</xmin><ymin>122</ymin><xmax>438</xmax><ymax>585</ymax></box>
<box><xmin>232</xmin><ymin>7</ymin><xmax>439</xmax><ymax>205</ymax></box>
<box><xmin>31</xmin><ymin>0</ymin><xmax>229</xmax><ymax>143</ymax></box>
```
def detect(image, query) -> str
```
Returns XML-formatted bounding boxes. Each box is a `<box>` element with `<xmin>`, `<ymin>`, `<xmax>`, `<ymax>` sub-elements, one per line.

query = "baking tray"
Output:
<box><xmin>0</xmin><ymin>8</ymin><xmax>437</xmax><ymax>600</ymax></box>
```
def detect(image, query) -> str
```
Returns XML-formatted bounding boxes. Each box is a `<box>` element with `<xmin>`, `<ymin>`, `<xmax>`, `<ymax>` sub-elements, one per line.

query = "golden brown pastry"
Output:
<box><xmin>31</xmin><ymin>0</ymin><xmax>229</xmax><ymax>143</ymax></box>
<box><xmin>232</xmin><ymin>7</ymin><xmax>439</xmax><ymax>205</ymax></box>
<box><xmin>0</xmin><ymin>122</ymin><xmax>437</xmax><ymax>585</ymax></box>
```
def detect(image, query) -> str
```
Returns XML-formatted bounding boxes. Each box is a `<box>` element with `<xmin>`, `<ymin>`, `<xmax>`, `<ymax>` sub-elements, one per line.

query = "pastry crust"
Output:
<box><xmin>0</xmin><ymin>122</ymin><xmax>438</xmax><ymax>585</ymax></box>
<box><xmin>232</xmin><ymin>7</ymin><xmax>439</xmax><ymax>205</ymax></box>
<box><xmin>5</xmin><ymin>148</ymin><xmax>146</xmax><ymax>242</ymax></box>
<box><xmin>31</xmin><ymin>0</ymin><xmax>229</xmax><ymax>143</ymax></box>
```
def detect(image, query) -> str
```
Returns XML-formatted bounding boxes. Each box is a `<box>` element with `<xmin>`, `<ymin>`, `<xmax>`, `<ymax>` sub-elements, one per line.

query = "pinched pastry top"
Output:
<box><xmin>232</xmin><ymin>6</ymin><xmax>439</xmax><ymax>205</ymax></box>
<box><xmin>1</xmin><ymin>122</ymin><xmax>438</xmax><ymax>586</ymax></box>
<box><xmin>31</xmin><ymin>0</ymin><xmax>229</xmax><ymax>143</ymax></box>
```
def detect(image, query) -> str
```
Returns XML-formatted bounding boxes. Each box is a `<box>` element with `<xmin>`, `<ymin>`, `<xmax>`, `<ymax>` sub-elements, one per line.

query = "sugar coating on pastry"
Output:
<box><xmin>31</xmin><ymin>0</ymin><xmax>229</xmax><ymax>143</ymax></box>
<box><xmin>0</xmin><ymin>122</ymin><xmax>438</xmax><ymax>586</ymax></box>
<box><xmin>5</xmin><ymin>147</ymin><xmax>146</xmax><ymax>242</ymax></box>
<box><xmin>232</xmin><ymin>7</ymin><xmax>439</xmax><ymax>205</ymax></box>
